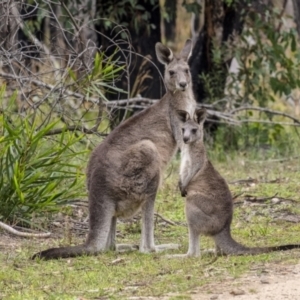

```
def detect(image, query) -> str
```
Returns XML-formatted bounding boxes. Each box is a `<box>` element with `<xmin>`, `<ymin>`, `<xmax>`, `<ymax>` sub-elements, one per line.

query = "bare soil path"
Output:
<box><xmin>190</xmin><ymin>262</ymin><xmax>300</xmax><ymax>300</ymax></box>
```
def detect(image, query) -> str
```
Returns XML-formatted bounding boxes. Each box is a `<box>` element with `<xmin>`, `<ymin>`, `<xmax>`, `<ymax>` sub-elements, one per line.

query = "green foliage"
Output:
<box><xmin>97</xmin><ymin>0</ymin><xmax>156</xmax><ymax>36</ymax></box>
<box><xmin>182</xmin><ymin>0</ymin><xmax>202</xmax><ymax>14</ymax></box>
<box><xmin>212</xmin><ymin>121</ymin><xmax>300</xmax><ymax>160</ymax></box>
<box><xmin>75</xmin><ymin>50</ymin><xmax>126</xmax><ymax>101</ymax></box>
<box><xmin>0</xmin><ymin>94</ymin><xmax>86</xmax><ymax>222</ymax></box>
<box><xmin>228</xmin><ymin>9</ymin><xmax>300</xmax><ymax>106</ymax></box>
<box><xmin>23</xmin><ymin>1</ymin><xmax>48</xmax><ymax>33</ymax></box>
<box><xmin>201</xmin><ymin>6</ymin><xmax>300</xmax><ymax>151</ymax></box>
<box><xmin>201</xmin><ymin>7</ymin><xmax>300</xmax><ymax>106</ymax></box>
<box><xmin>200</xmin><ymin>42</ymin><xmax>228</xmax><ymax>102</ymax></box>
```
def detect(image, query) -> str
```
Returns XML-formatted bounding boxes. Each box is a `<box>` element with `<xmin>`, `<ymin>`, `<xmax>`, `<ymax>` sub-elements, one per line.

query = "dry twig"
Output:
<box><xmin>154</xmin><ymin>213</ymin><xmax>176</xmax><ymax>226</ymax></box>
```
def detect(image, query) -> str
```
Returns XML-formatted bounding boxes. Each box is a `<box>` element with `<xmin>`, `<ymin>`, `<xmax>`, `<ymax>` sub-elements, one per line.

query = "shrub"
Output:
<box><xmin>0</xmin><ymin>96</ymin><xmax>87</xmax><ymax>223</ymax></box>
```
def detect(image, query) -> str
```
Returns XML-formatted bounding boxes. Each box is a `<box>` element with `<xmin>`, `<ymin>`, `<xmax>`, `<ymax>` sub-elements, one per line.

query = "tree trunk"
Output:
<box><xmin>0</xmin><ymin>1</ymin><xmax>19</xmax><ymax>53</ymax></box>
<box><xmin>164</xmin><ymin>0</ymin><xmax>177</xmax><ymax>43</ymax></box>
<box><xmin>0</xmin><ymin>1</ymin><xmax>22</xmax><ymax>108</ymax></box>
<box><xmin>48</xmin><ymin>4</ymin><xmax>69</xmax><ymax>70</ymax></box>
<box><xmin>95</xmin><ymin>0</ymin><xmax>163</xmax><ymax>127</ymax></box>
<box><xmin>189</xmin><ymin>0</ymin><xmax>246</xmax><ymax>103</ymax></box>
<box><xmin>292</xmin><ymin>0</ymin><xmax>300</xmax><ymax>36</ymax></box>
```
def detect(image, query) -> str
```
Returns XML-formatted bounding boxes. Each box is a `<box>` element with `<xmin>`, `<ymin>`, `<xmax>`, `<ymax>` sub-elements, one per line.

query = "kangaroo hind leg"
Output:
<box><xmin>165</xmin><ymin>222</ymin><xmax>199</xmax><ymax>258</ymax></box>
<box><xmin>121</xmin><ymin>140</ymin><xmax>178</xmax><ymax>253</ymax></box>
<box><xmin>84</xmin><ymin>192</ymin><xmax>117</xmax><ymax>254</ymax></box>
<box><xmin>140</xmin><ymin>183</ymin><xmax>179</xmax><ymax>253</ymax></box>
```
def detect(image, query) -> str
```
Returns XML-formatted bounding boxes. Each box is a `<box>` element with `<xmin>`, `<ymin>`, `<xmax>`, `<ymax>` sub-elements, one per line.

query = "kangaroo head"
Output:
<box><xmin>155</xmin><ymin>39</ymin><xmax>193</xmax><ymax>93</ymax></box>
<box><xmin>176</xmin><ymin>108</ymin><xmax>206</xmax><ymax>144</ymax></box>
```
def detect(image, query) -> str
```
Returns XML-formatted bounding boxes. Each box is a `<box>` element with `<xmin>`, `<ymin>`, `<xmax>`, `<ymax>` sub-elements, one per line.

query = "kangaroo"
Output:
<box><xmin>32</xmin><ymin>39</ymin><xmax>197</xmax><ymax>260</ymax></box>
<box><xmin>175</xmin><ymin>108</ymin><xmax>300</xmax><ymax>257</ymax></box>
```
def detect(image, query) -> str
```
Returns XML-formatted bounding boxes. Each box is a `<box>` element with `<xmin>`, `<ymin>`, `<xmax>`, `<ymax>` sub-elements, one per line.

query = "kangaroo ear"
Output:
<box><xmin>180</xmin><ymin>39</ymin><xmax>193</xmax><ymax>61</ymax></box>
<box><xmin>155</xmin><ymin>42</ymin><xmax>174</xmax><ymax>65</ymax></box>
<box><xmin>176</xmin><ymin>110</ymin><xmax>190</xmax><ymax>122</ymax></box>
<box><xmin>194</xmin><ymin>108</ymin><xmax>207</xmax><ymax>124</ymax></box>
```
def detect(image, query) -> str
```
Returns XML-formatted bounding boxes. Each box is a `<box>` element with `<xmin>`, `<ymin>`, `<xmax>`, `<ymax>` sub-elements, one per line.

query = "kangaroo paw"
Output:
<box><xmin>165</xmin><ymin>253</ymin><xmax>190</xmax><ymax>258</ymax></box>
<box><xmin>202</xmin><ymin>248</ymin><xmax>218</xmax><ymax>256</ymax></box>
<box><xmin>178</xmin><ymin>181</ymin><xmax>187</xmax><ymax>197</ymax></box>
<box><xmin>155</xmin><ymin>243</ymin><xmax>180</xmax><ymax>252</ymax></box>
<box><xmin>139</xmin><ymin>243</ymin><xmax>180</xmax><ymax>253</ymax></box>
<box><xmin>116</xmin><ymin>243</ymin><xmax>139</xmax><ymax>252</ymax></box>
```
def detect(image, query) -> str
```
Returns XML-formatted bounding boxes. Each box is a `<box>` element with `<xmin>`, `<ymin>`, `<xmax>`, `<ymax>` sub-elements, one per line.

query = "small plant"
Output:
<box><xmin>0</xmin><ymin>91</ymin><xmax>86</xmax><ymax>223</ymax></box>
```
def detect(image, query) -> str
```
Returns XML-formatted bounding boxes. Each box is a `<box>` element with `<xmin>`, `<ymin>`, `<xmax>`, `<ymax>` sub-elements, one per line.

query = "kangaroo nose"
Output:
<box><xmin>183</xmin><ymin>136</ymin><xmax>189</xmax><ymax>143</ymax></box>
<box><xmin>179</xmin><ymin>82</ymin><xmax>187</xmax><ymax>89</ymax></box>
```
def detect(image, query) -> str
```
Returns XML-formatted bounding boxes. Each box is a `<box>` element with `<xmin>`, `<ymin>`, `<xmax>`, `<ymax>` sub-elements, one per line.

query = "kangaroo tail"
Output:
<box><xmin>31</xmin><ymin>244</ymin><xmax>98</xmax><ymax>260</ymax></box>
<box><xmin>213</xmin><ymin>227</ymin><xmax>300</xmax><ymax>256</ymax></box>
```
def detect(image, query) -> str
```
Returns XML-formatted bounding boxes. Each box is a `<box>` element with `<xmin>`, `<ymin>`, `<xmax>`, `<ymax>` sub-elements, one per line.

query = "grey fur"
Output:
<box><xmin>176</xmin><ymin>109</ymin><xmax>300</xmax><ymax>257</ymax></box>
<box><xmin>32</xmin><ymin>40</ymin><xmax>196</xmax><ymax>260</ymax></box>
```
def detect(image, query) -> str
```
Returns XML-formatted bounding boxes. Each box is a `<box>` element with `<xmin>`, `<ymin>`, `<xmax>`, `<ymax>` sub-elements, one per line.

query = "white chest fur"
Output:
<box><xmin>180</xmin><ymin>145</ymin><xmax>192</xmax><ymax>181</ymax></box>
<box><xmin>185</xmin><ymin>100</ymin><xmax>196</xmax><ymax>117</ymax></box>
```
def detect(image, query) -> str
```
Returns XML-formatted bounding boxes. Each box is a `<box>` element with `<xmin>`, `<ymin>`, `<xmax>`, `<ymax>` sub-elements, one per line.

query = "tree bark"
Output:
<box><xmin>95</xmin><ymin>0</ymin><xmax>163</xmax><ymax>127</ymax></box>
<box><xmin>164</xmin><ymin>0</ymin><xmax>177</xmax><ymax>43</ymax></box>
<box><xmin>0</xmin><ymin>1</ymin><xmax>21</xmax><ymax>64</ymax></box>
<box><xmin>0</xmin><ymin>0</ymin><xmax>22</xmax><ymax>108</ymax></box>
<box><xmin>292</xmin><ymin>0</ymin><xmax>300</xmax><ymax>36</ymax></box>
<box><xmin>189</xmin><ymin>0</ymin><xmax>246</xmax><ymax>103</ymax></box>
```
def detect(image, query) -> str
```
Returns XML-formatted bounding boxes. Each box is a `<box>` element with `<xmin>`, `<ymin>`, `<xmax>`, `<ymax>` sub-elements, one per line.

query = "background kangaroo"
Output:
<box><xmin>32</xmin><ymin>39</ymin><xmax>197</xmax><ymax>259</ymax></box>
<box><xmin>176</xmin><ymin>108</ymin><xmax>300</xmax><ymax>257</ymax></box>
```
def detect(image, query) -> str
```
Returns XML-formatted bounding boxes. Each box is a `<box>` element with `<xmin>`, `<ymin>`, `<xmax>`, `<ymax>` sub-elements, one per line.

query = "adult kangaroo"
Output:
<box><xmin>32</xmin><ymin>39</ymin><xmax>197</xmax><ymax>260</ymax></box>
<box><xmin>175</xmin><ymin>108</ymin><xmax>300</xmax><ymax>257</ymax></box>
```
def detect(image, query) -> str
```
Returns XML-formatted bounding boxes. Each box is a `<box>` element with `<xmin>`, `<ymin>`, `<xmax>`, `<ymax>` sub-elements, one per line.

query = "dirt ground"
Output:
<box><xmin>189</xmin><ymin>262</ymin><xmax>300</xmax><ymax>300</ymax></box>
<box><xmin>128</xmin><ymin>262</ymin><xmax>300</xmax><ymax>300</ymax></box>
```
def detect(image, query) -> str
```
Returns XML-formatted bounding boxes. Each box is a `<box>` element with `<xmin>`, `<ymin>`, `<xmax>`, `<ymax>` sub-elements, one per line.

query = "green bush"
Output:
<box><xmin>0</xmin><ymin>105</ymin><xmax>87</xmax><ymax>223</ymax></box>
<box><xmin>211</xmin><ymin>121</ymin><xmax>300</xmax><ymax>160</ymax></box>
<box><xmin>202</xmin><ymin>7</ymin><xmax>300</xmax><ymax>153</ymax></box>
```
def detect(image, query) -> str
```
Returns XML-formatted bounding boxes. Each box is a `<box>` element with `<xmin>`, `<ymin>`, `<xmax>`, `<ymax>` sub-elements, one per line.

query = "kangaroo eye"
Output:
<box><xmin>185</xmin><ymin>69</ymin><xmax>189</xmax><ymax>74</ymax></box>
<box><xmin>181</xmin><ymin>128</ymin><xmax>184</xmax><ymax>133</ymax></box>
<box><xmin>169</xmin><ymin>70</ymin><xmax>175</xmax><ymax>76</ymax></box>
<box><xmin>192</xmin><ymin>129</ymin><xmax>197</xmax><ymax>134</ymax></box>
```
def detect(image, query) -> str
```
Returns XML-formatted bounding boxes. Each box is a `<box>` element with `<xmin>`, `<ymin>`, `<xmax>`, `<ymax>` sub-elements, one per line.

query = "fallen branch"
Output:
<box><xmin>275</xmin><ymin>214</ymin><xmax>300</xmax><ymax>223</ymax></box>
<box><xmin>232</xmin><ymin>192</ymin><xmax>244</xmax><ymax>200</ymax></box>
<box><xmin>230</xmin><ymin>178</ymin><xmax>257</xmax><ymax>185</ymax></box>
<box><xmin>235</xmin><ymin>194</ymin><xmax>299</xmax><ymax>206</ymax></box>
<box><xmin>230</xmin><ymin>178</ymin><xmax>282</xmax><ymax>185</ymax></box>
<box><xmin>243</xmin><ymin>193</ymin><xmax>278</xmax><ymax>203</ymax></box>
<box><xmin>0</xmin><ymin>221</ymin><xmax>51</xmax><ymax>238</ymax></box>
<box><xmin>154</xmin><ymin>213</ymin><xmax>176</xmax><ymax>226</ymax></box>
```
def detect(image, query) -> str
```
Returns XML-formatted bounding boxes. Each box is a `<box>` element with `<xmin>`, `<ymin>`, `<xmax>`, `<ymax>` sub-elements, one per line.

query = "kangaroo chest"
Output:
<box><xmin>180</xmin><ymin>146</ymin><xmax>192</xmax><ymax>180</ymax></box>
